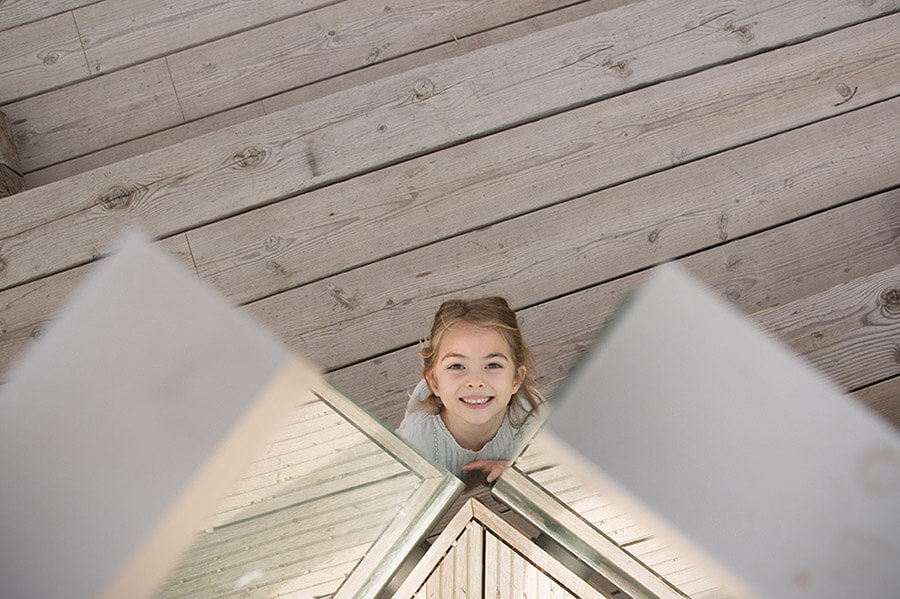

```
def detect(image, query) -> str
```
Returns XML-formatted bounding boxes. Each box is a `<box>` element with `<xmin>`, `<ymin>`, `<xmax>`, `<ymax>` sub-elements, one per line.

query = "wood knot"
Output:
<box><xmin>602</xmin><ymin>57</ymin><xmax>633</xmax><ymax>77</ymax></box>
<box><xmin>723</xmin><ymin>21</ymin><xmax>754</xmax><ymax>43</ymax></box>
<box><xmin>265</xmin><ymin>260</ymin><xmax>284</xmax><ymax>275</ymax></box>
<box><xmin>231</xmin><ymin>147</ymin><xmax>266</xmax><ymax>168</ymax></box>
<box><xmin>718</xmin><ymin>213</ymin><xmax>729</xmax><ymax>241</ymax></box>
<box><xmin>725</xmin><ymin>285</ymin><xmax>742</xmax><ymax>301</ymax></box>
<box><xmin>41</xmin><ymin>51</ymin><xmax>59</xmax><ymax>66</ymax></box>
<box><xmin>413</xmin><ymin>78</ymin><xmax>435</xmax><ymax>101</ymax></box>
<box><xmin>834</xmin><ymin>83</ymin><xmax>858</xmax><ymax>106</ymax></box>
<box><xmin>878</xmin><ymin>288</ymin><xmax>900</xmax><ymax>316</ymax></box>
<box><xmin>98</xmin><ymin>186</ymin><xmax>137</xmax><ymax>210</ymax></box>
<box><xmin>0</xmin><ymin>255</ymin><xmax>6</xmax><ymax>274</ymax></box>
<box><xmin>263</xmin><ymin>235</ymin><xmax>281</xmax><ymax>251</ymax></box>
<box><xmin>647</xmin><ymin>230</ymin><xmax>659</xmax><ymax>244</ymax></box>
<box><xmin>328</xmin><ymin>284</ymin><xmax>360</xmax><ymax>310</ymax></box>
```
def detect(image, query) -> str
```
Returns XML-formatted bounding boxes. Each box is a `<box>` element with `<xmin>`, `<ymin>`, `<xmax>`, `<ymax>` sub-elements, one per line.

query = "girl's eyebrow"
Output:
<box><xmin>441</xmin><ymin>352</ymin><xmax>509</xmax><ymax>361</ymax></box>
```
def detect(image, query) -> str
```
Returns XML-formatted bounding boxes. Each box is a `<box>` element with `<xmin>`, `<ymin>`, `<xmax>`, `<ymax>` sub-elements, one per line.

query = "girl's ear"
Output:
<box><xmin>513</xmin><ymin>365</ymin><xmax>526</xmax><ymax>394</ymax></box>
<box><xmin>425</xmin><ymin>369</ymin><xmax>439</xmax><ymax>397</ymax></box>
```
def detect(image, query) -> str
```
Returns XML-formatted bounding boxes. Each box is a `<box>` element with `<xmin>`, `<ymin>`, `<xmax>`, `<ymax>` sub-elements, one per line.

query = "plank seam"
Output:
<box><xmin>850</xmin><ymin>372</ymin><xmax>900</xmax><ymax>396</ymax></box>
<box><xmin>323</xmin><ymin>181</ymin><xmax>900</xmax><ymax>375</ymax></box>
<box><xmin>19</xmin><ymin>3</ymin><xmax>893</xmax><ymax>175</ymax></box>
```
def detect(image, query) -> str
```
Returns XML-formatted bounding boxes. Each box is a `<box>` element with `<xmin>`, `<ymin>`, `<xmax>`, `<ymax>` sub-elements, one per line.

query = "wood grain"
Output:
<box><xmin>74</xmin><ymin>0</ymin><xmax>339</xmax><ymax>74</ymax></box>
<box><xmin>24</xmin><ymin>102</ymin><xmax>266</xmax><ymax>188</ymax></box>
<box><xmin>0</xmin><ymin>110</ymin><xmax>25</xmax><ymax>196</ymax></box>
<box><xmin>3</xmin><ymin>1</ymin><xmax>894</xmax><ymax>292</ymax></box>
<box><xmin>395</xmin><ymin>498</ymin><xmax>607</xmax><ymax>598</ymax></box>
<box><xmin>326</xmin><ymin>188</ymin><xmax>900</xmax><ymax>432</ymax></box>
<box><xmin>0</xmin><ymin>11</ymin><xmax>88</xmax><ymax>103</ymax></box>
<box><xmin>24</xmin><ymin>2</ymin><xmax>612</xmax><ymax>188</ymax></box>
<box><xmin>243</xmin><ymin>99</ymin><xmax>900</xmax><ymax>372</ymax></box>
<box><xmin>0</xmin><ymin>0</ymin><xmax>95</xmax><ymax>31</ymax></box>
<box><xmin>261</xmin><ymin>0</ymin><xmax>630</xmax><ymax>115</ymax></box>
<box><xmin>190</xmin><ymin>84</ymin><xmax>900</xmax><ymax>309</ymax></box>
<box><xmin>3</xmin><ymin>57</ymin><xmax>182</xmax><ymax>171</ymax></box>
<box><xmin>168</xmin><ymin>0</ymin><xmax>585</xmax><ymax>120</ymax></box>
<box><xmin>754</xmin><ymin>264</ymin><xmax>900</xmax><ymax>391</ymax></box>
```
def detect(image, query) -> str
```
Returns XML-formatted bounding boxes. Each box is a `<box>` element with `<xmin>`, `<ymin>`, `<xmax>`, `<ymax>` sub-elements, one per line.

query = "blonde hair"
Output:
<box><xmin>418</xmin><ymin>296</ymin><xmax>542</xmax><ymax>427</ymax></box>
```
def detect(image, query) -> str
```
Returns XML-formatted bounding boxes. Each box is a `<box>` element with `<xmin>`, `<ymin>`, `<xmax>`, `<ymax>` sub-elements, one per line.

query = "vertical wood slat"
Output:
<box><xmin>0</xmin><ymin>11</ymin><xmax>88</xmax><ymax>104</ymax></box>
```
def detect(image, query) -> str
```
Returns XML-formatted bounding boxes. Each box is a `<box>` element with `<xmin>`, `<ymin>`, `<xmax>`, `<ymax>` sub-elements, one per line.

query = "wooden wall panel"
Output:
<box><xmin>416</xmin><ymin>522</ymin><xmax>483</xmax><ymax>597</ymax></box>
<box><xmin>0</xmin><ymin>12</ymin><xmax>88</xmax><ymax>103</ymax></box>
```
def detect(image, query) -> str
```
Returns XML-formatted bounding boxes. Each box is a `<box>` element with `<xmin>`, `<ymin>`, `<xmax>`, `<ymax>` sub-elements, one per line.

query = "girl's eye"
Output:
<box><xmin>448</xmin><ymin>363</ymin><xmax>464</xmax><ymax>370</ymax></box>
<box><xmin>485</xmin><ymin>362</ymin><xmax>503</xmax><ymax>370</ymax></box>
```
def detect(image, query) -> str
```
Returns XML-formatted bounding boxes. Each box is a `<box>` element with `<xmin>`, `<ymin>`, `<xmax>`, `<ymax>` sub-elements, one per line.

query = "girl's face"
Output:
<box><xmin>425</xmin><ymin>323</ymin><xmax>525</xmax><ymax>434</ymax></box>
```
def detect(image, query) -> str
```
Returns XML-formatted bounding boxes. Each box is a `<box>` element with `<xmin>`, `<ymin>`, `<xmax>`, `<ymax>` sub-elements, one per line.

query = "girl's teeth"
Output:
<box><xmin>462</xmin><ymin>396</ymin><xmax>491</xmax><ymax>405</ymax></box>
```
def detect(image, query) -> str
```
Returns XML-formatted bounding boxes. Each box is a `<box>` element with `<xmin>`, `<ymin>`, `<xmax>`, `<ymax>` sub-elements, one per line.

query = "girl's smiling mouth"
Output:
<box><xmin>460</xmin><ymin>394</ymin><xmax>494</xmax><ymax>407</ymax></box>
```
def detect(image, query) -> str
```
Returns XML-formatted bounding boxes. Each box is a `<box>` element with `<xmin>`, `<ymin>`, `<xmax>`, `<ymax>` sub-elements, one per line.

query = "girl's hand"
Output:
<box><xmin>462</xmin><ymin>460</ymin><xmax>509</xmax><ymax>483</ymax></box>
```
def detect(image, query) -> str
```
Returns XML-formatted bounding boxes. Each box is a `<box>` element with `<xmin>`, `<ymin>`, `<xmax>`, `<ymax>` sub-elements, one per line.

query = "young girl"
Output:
<box><xmin>397</xmin><ymin>297</ymin><xmax>544</xmax><ymax>483</ymax></box>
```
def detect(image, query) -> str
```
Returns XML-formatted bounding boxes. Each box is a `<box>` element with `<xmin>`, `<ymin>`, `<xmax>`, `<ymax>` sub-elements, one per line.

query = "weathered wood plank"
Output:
<box><xmin>192</xmin><ymin>71</ymin><xmax>900</xmax><ymax>311</ymax></box>
<box><xmin>261</xmin><ymin>0</ymin><xmax>632</xmax><ymax>115</ymax></box>
<box><xmin>73</xmin><ymin>0</ymin><xmax>340</xmax><ymax>75</ymax></box>
<box><xmin>754</xmin><ymin>265</ymin><xmax>900</xmax><ymax>391</ymax></box>
<box><xmin>2</xmin><ymin>1</ymin><xmax>894</xmax><ymax>292</ymax></box>
<box><xmin>168</xmin><ymin>0</ymin><xmax>587</xmax><ymax>120</ymax></box>
<box><xmin>0</xmin><ymin>0</ymin><xmax>95</xmax><ymax>31</ymax></box>
<box><xmin>244</xmin><ymin>99</ymin><xmax>900</xmax><ymax>372</ymax></box>
<box><xmin>3</xmin><ymin>58</ymin><xmax>182</xmax><ymax>171</ymax></box>
<box><xmin>854</xmin><ymin>377</ymin><xmax>900</xmax><ymax>431</ymax></box>
<box><xmin>0</xmin><ymin>110</ymin><xmax>25</xmax><ymax>196</ymax></box>
<box><xmin>327</xmin><ymin>188</ymin><xmax>900</xmax><ymax>431</ymax></box>
<box><xmin>23</xmin><ymin>102</ymin><xmax>265</xmax><ymax>188</ymax></box>
<box><xmin>24</xmin><ymin>1</ymin><xmax>610</xmax><ymax>187</ymax></box>
<box><xmin>0</xmin><ymin>11</ymin><xmax>88</xmax><ymax>104</ymax></box>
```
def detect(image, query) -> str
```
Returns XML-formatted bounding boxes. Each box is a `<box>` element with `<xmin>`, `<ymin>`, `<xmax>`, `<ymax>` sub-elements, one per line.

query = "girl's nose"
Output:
<box><xmin>466</xmin><ymin>378</ymin><xmax>485</xmax><ymax>388</ymax></box>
